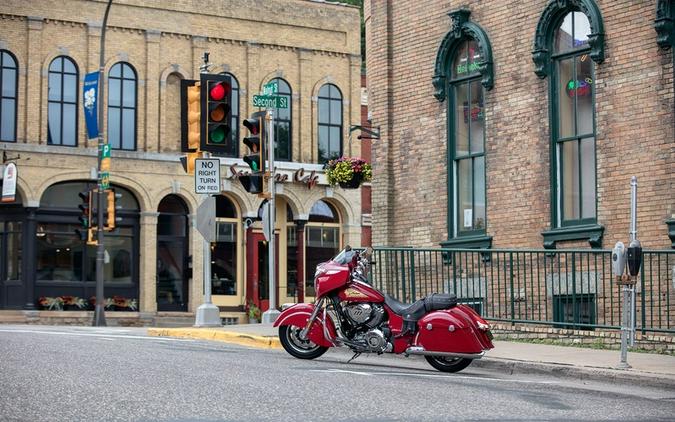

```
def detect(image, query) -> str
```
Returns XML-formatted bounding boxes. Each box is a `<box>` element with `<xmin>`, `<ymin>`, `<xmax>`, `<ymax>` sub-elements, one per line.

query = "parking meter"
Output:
<box><xmin>612</xmin><ymin>241</ymin><xmax>626</xmax><ymax>277</ymax></box>
<box><xmin>626</xmin><ymin>239</ymin><xmax>642</xmax><ymax>277</ymax></box>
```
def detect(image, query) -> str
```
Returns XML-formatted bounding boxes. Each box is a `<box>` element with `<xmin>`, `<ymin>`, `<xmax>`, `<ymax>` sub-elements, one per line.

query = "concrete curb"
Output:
<box><xmin>147</xmin><ymin>327</ymin><xmax>282</xmax><ymax>349</ymax></box>
<box><xmin>472</xmin><ymin>357</ymin><xmax>675</xmax><ymax>390</ymax></box>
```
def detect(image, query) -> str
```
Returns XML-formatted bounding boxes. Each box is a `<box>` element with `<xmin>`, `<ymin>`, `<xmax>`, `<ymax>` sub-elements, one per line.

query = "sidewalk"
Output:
<box><xmin>147</xmin><ymin>324</ymin><xmax>675</xmax><ymax>389</ymax></box>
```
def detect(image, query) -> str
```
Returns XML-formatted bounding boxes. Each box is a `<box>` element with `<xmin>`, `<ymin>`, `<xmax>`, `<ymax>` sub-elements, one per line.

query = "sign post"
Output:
<box><xmin>262</xmin><ymin>109</ymin><xmax>280</xmax><ymax>324</ymax></box>
<box><xmin>194</xmin><ymin>195</ymin><xmax>221</xmax><ymax>327</ymax></box>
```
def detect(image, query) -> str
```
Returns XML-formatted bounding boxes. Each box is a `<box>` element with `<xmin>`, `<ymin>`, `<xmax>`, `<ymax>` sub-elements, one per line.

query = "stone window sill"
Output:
<box><xmin>541</xmin><ymin>224</ymin><xmax>605</xmax><ymax>249</ymax></box>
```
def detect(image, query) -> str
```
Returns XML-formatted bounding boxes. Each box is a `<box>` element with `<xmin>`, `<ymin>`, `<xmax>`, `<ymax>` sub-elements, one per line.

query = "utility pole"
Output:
<box><xmin>93</xmin><ymin>0</ymin><xmax>113</xmax><ymax>327</ymax></box>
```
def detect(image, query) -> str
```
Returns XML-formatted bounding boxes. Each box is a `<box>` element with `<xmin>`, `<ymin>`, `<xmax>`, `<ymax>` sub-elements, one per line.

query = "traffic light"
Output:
<box><xmin>75</xmin><ymin>188</ymin><xmax>97</xmax><ymax>245</ymax></box>
<box><xmin>104</xmin><ymin>188</ymin><xmax>123</xmax><ymax>231</ymax></box>
<box><xmin>240</xmin><ymin>111</ymin><xmax>267</xmax><ymax>194</ymax></box>
<box><xmin>77</xmin><ymin>189</ymin><xmax>92</xmax><ymax>229</ymax></box>
<box><xmin>180</xmin><ymin>79</ymin><xmax>201</xmax><ymax>152</ymax></box>
<box><xmin>200</xmin><ymin>73</ymin><xmax>232</xmax><ymax>153</ymax></box>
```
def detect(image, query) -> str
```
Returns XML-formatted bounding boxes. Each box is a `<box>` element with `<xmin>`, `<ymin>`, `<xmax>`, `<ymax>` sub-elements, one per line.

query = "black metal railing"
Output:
<box><xmin>370</xmin><ymin>247</ymin><xmax>674</xmax><ymax>334</ymax></box>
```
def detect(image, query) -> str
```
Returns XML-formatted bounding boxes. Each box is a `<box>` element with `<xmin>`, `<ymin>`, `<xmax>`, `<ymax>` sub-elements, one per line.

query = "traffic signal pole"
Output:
<box><xmin>93</xmin><ymin>0</ymin><xmax>113</xmax><ymax>327</ymax></box>
<box><xmin>262</xmin><ymin>110</ymin><xmax>280</xmax><ymax>324</ymax></box>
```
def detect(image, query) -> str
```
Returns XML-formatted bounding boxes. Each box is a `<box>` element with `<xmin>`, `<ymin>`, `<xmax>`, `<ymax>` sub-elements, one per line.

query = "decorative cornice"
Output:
<box><xmin>532</xmin><ymin>0</ymin><xmax>605</xmax><ymax>79</ymax></box>
<box><xmin>433</xmin><ymin>8</ymin><xmax>494</xmax><ymax>102</ymax></box>
<box><xmin>655</xmin><ymin>0</ymin><xmax>674</xmax><ymax>49</ymax></box>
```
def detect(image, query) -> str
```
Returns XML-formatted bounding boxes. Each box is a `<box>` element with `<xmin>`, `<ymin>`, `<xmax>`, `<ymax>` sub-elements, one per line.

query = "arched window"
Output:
<box><xmin>212</xmin><ymin>195</ymin><xmax>239</xmax><ymax>296</ymax></box>
<box><xmin>533</xmin><ymin>0</ymin><xmax>605</xmax><ymax>248</ymax></box>
<box><xmin>433</xmin><ymin>9</ymin><xmax>493</xmax><ymax>249</ymax></box>
<box><xmin>305</xmin><ymin>200</ymin><xmax>340</xmax><ymax>297</ymax></box>
<box><xmin>0</xmin><ymin>50</ymin><xmax>18</xmax><ymax>142</ymax></box>
<box><xmin>270</xmin><ymin>78</ymin><xmax>292</xmax><ymax>161</ymax></box>
<box><xmin>48</xmin><ymin>56</ymin><xmax>79</xmax><ymax>146</ymax></box>
<box><xmin>217</xmin><ymin>72</ymin><xmax>239</xmax><ymax>158</ymax></box>
<box><xmin>108</xmin><ymin>62</ymin><xmax>137</xmax><ymax>150</ymax></box>
<box><xmin>317</xmin><ymin>84</ymin><xmax>343</xmax><ymax>163</ymax></box>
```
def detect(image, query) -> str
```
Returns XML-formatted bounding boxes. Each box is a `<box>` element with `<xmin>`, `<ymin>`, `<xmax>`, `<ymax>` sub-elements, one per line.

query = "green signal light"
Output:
<box><xmin>210</xmin><ymin>126</ymin><xmax>225</xmax><ymax>143</ymax></box>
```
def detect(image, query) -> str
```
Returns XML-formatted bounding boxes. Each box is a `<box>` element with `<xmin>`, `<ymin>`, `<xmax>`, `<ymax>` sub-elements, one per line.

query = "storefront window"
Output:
<box><xmin>36</xmin><ymin>223</ymin><xmax>82</xmax><ymax>281</ymax></box>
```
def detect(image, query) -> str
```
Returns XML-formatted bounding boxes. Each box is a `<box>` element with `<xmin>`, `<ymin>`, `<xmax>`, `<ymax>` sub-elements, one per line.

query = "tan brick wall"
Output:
<box><xmin>366</xmin><ymin>0</ymin><xmax>674</xmax><ymax>250</ymax></box>
<box><xmin>0</xmin><ymin>0</ymin><xmax>363</xmax><ymax>314</ymax></box>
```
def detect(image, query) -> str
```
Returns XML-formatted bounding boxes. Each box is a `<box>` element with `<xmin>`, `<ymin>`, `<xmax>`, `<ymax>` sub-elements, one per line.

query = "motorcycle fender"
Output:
<box><xmin>273</xmin><ymin>303</ymin><xmax>336</xmax><ymax>348</ymax></box>
<box><xmin>414</xmin><ymin>308</ymin><xmax>486</xmax><ymax>354</ymax></box>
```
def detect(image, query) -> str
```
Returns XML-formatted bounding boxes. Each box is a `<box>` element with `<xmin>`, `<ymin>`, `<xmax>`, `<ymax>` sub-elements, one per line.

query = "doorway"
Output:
<box><xmin>156</xmin><ymin>195</ymin><xmax>189</xmax><ymax>312</ymax></box>
<box><xmin>246</xmin><ymin>232</ymin><xmax>278</xmax><ymax>312</ymax></box>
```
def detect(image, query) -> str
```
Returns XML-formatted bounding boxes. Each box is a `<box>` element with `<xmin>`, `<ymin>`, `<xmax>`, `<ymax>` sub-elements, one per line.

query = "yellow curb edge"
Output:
<box><xmin>147</xmin><ymin>327</ymin><xmax>282</xmax><ymax>349</ymax></box>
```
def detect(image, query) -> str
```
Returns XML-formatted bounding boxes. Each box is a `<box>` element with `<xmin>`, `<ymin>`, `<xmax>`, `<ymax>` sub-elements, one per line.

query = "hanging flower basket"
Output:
<box><xmin>325</xmin><ymin>157</ymin><xmax>372</xmax><ymax>189</ymax></box>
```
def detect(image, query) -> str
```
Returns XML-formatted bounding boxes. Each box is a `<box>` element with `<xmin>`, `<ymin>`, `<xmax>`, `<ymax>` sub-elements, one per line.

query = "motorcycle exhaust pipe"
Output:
<box><xmin>405</xmin><ymin>346</ymin><xmax>485</xmax><ymax>360</ymax></box>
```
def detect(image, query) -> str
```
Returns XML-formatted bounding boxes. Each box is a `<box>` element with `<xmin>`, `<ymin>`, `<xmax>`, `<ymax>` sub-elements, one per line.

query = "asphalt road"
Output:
<box><xmin>1</xmin><ymin>325</ymin><xmax>674</xmax><ymax>421</ymax></box>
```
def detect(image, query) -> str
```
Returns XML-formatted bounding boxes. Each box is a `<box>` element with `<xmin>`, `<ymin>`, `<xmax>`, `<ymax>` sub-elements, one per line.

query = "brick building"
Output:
<box><xmin>0</xmin><ymin>0</ymin><xmax>363</xmax><ymax>324</ymax></box>
<box><xmin>365</xmin><ymin>0</ymin><xmax>673</xmax><ymax>251</ymax></box>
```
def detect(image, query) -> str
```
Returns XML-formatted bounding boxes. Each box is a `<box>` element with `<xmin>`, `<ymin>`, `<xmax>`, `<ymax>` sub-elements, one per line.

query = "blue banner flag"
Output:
<box><xmin>83</xmin><ymin>72</ymin><xmax>99</xmax><ymax>139</ymax></box>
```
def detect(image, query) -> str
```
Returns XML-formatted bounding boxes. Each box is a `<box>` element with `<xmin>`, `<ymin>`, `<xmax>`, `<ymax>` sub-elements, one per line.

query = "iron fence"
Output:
<box><xmin>370</xmin><ymin>247</ymin><xmax>675</xmax><ymax>334</ymax></box>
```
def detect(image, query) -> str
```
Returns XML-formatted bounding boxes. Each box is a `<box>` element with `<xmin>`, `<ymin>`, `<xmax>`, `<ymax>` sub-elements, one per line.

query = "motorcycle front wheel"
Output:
<box><xmin>424</xmin><ymin>356</ymin><xmax>473</xmax><ymax>373</ymax></box>
<box><xmin>279</xmin><ymin>325</ymin><xmax>329</xmax><ymax>360</ymax></box>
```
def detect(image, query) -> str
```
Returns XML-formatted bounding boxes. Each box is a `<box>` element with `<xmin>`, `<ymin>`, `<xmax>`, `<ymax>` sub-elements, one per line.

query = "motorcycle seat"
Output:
<box><xmin>384</xmin><ymin>293</ymin><xmax>457</xmax><ymax>322</ymax></box>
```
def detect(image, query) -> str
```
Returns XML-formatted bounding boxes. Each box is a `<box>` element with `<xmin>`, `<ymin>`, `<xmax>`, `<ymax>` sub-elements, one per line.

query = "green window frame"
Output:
<box><xmin>270</xmin><ymin>77</ymin><xmax>292</xmax><ymax>162</ymax></box>
<box><xmin>533</xmin><ymin>0</ymin><xmax>606</xmax><ymax>249</ymax></box>
<box><xmin>449</xmin><ymin>42</ymin><xmax>487</xmax><ymax>238</ymax></box>
<box><xmin>433</xmin><ymin>9</ymin><xmax>494</xmax><ymax>249</ymax></box>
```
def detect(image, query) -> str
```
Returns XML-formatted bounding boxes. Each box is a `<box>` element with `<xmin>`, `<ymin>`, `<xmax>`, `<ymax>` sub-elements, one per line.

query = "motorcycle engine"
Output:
<box><xmin>341</xmin><ymin>303</ymin><xmax>389</xmax><ymax>352</ymax></box>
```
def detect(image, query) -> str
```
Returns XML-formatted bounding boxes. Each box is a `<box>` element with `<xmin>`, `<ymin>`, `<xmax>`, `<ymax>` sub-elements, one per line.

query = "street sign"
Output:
<box><xmin>196</xmin><ymin>196</ymin><xmax>216</xmax><ymax>242</ymax></box>
<box><xmin>100</xmin><ymin>171</ymin><xmax>110</xmax><ymax>190</ymax></box>
<box><xmin>263</xmin><ymin>80</ymin><xmax>278</xmax><ymax>96</ymax></box>
<box><xmin>252</xmin><ymin>94</ymin><xmax>288</xmax><ymax>109</ymax></box>
<box><xmin>261</xmin><ymin>201</ymin><xmax>271</xmax><ymax>242</ymax></box>
<box><xmin>100</xmin><ymin>143</ymin><xmax>111</xmax><ymax>171</ymax></box>
<box><xmin>194</xmin><ymin>158</ymin><xmax>221</xmax><ymax>194</ymax></box>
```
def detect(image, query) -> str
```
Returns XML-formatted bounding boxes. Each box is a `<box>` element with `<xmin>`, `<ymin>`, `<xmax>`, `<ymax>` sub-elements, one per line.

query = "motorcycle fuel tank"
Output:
<box><xmin>314</xmin><ymin>261</ymin><xmax>351</xmax><ymax>297</ymax></box>
<box><xmin>336</xmin><ymin>280</ymin><xmax>385</xmax><ymax>303</ymax></box>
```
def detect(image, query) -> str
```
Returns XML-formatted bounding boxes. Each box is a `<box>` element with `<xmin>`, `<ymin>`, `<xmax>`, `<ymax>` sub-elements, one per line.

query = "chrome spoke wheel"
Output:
<box><xmin>279</xmin><ymin>325</ymin><xmax>328</xmax><ymax>360</ymax></box>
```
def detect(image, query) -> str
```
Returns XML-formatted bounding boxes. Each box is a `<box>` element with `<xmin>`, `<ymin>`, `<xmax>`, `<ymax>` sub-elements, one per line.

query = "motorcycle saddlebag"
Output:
<box><xmin>424</xmin><ymin>293</ymin><xmax>457</xmax><ymax>311</ymax></box>
<box><xmin>416</xmin><ymin>307</ymin><xmax>486</xmax><ymax>354</ymax></box>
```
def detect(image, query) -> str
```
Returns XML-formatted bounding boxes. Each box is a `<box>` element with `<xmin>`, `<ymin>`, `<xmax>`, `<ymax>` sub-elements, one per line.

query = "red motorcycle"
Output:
<box><xmin>274</xmin><ymin>247</ymin><xmax>494</xmax><ymax>373</ymax></box>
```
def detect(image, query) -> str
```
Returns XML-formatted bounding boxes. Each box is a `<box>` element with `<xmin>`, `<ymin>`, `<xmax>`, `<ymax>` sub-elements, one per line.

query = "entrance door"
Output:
<box><xmin>246</xmin><ymin>233</ymin><xmax>278</xmax><ymax>312</ymax></box>
<box><xmin>156</xmin><ymin>239</ymin><xmax>187</xmax><ymax>311</ymax></box>
<box><xmin>156</xmin><ymin>195</ymin><xmax>189</xmax><ymax>312</ymax></box>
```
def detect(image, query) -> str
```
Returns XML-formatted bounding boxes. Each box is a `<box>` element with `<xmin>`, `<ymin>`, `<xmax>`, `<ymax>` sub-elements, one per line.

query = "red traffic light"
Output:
<box><xmin>243</xmin><ymin>118</ymin><xmax>260</xmax><ymax>135</ymax></box>
<box><xmin>209</xmin><ymin>81</ymin><xmax>230</xmax><ymax>101</ymax></box>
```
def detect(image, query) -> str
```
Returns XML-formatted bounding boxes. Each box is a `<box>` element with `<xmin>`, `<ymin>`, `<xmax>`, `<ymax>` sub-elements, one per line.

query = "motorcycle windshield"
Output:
<box><xmin>331</xmin><ymin>247</ymin><xmax>357</xmax><ymax>265</ymax></box>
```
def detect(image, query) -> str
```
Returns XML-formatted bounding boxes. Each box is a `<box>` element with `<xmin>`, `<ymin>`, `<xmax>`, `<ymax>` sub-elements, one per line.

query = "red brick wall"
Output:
<box><xmin>365</xmin><ymin>0</ymin><xmax>674</xmax><ymax>249</ymax></box>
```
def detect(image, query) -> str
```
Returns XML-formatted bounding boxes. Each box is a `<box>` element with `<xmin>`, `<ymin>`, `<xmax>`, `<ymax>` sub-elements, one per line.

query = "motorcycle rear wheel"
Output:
<box><xmin>279</xmin><ymin>325</ymin><xmax>329</xmax><ymax>360</ymax></box>
<box><xmin>424</xmin><ymin>356</ymin><xmax>473</xmax><ymax>373</ymax></box>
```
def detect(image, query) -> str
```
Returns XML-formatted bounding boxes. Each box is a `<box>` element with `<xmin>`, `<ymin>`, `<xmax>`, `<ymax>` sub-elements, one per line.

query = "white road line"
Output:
<box><xmin>0</xmin><ymin>328</ymin><xmax>195</xmax><ymax>342</ymax></box>
<box><xmin>310</xmin><ymin>368</ymin><xmax>558</xmax><ymax>384</ymax></box>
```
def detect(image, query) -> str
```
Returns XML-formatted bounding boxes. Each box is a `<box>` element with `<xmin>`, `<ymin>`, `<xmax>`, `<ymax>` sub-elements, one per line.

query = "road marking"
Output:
<box><xmin>309</xmin><ymin>368</ymin><xmax>559</xmax><ymax>385</ymax></box>
<box><xmin>0</xmin><ymin>328</ymin><xmax>195</xmax><ymax>342</ymax></box>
